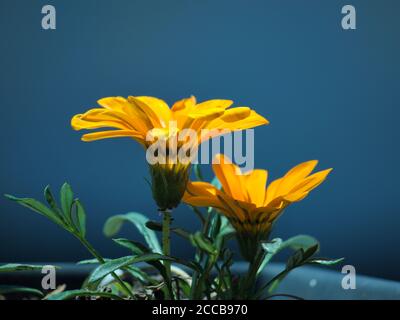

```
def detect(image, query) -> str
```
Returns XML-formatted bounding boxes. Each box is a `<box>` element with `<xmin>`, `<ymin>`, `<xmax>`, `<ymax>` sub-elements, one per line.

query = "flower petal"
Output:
<box><xmin>212</xmin><ymin>154</ymin><xmax>246</xmax><ymax>201</ymax></box>
<box><xmin>135</xmin><ymin>96</ymin><xmax>171</xmax><ymax>126</ymax></box>
<box><xmin>81</xmin><ymin>130</ymin><xmax>144</xmax><ymax>143</ymax></box>
<box><xmin>242</xmin><ymin>169</ymin><xmax>268</xmax><ymax>206</ymax></box>
<box><xmin>276</xmin><ymin>160</ymin><xmax>319</xmax><ymax>195</ymax></box>
<box><xmin>288</xmin><ymin>168</ymin><xmax>333</xmax><ymax>195</ymax></box>
<box><xmin>128</xmin><ymin>96</ymin><xmax>164</xmax><ymax>128</ymax></box>
<box><xmin>195</xmin><ymin>99</ymin><xmax>233</xmax><ymax>110</ymax></box>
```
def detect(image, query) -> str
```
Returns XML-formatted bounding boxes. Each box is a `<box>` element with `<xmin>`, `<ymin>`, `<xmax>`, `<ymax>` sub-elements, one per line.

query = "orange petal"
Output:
<box><xmin>212</xmin><ymin>154</ymin><xmax>246</xmax><ymax>201</ymax></box>
<box><xmin>136</xmin><ymin>96</ymin><xmax>171</xmax><ymax>126</ymax></box>
<box><xmin>243</xmin><ymin>169</ymin><xmax>268</xmax><ymax>206</ymax></box>
<box><xmin>81</xmin><ymin>130</ymin><xmax>144</xmax><ymax>143</ymax></box>
<box><xmin>276</xmin><ymin>160</ymin><xmax>318</xmax><ymax>195</ymax></box>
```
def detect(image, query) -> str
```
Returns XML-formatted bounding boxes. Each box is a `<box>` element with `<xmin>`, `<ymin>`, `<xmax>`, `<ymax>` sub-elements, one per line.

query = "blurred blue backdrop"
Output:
<box><xmin>1</xmin><ymin>0</ymin><xmax>399</xmax><ymax>280</ymax></box>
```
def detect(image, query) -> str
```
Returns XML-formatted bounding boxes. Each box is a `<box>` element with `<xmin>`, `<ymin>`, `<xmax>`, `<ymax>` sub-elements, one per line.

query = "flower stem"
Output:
<box><xmin>242</xmin><ymin>247</ymin><xmax>265</xmax><ymax>299</ymax></box>
<box><xmin>161</xmin><ymin>209</ymin><xmax>174</xmax><ymax>300</ymax></box>
<box><xmin>75</xmin><ymin>234</ymin><xmax>134</xmax><ymax>299</ymax></box>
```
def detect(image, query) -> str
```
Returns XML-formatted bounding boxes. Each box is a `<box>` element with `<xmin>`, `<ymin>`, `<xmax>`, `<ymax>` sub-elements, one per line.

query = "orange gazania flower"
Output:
<box><xmin>183</xmin><ymin>154</ymin><xmax>332</xmax><ymax>260</ymax></box>
<box><xmin>71</xmin><ymin>96</ymin><xmax>268</xmax><ymax>147</ymax></box>
<box><xmin>71</xmin><ymin>96</ymin><xmax>268</xmax><ymax>210</ymax></box>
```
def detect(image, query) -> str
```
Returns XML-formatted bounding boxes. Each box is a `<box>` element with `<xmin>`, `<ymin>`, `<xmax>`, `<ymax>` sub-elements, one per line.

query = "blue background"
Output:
<box><xmin>1</xmin><ymin>0</ymin><xmax>399</xmax><ymax>280</ymax></box>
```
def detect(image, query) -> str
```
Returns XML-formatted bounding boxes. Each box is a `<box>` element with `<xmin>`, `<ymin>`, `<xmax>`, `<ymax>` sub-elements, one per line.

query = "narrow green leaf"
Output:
<box><xmin>308</xmin><ymin>257</ymin><xmax>344</xmax><ymax>266</ymax></box>
<box><xmin>46</xmin><ymin>289</ymin><xmax>123</xmax><ymax>300</ymax></box>
<box><xmin>60</xmin><ymin>183</ymin><xmax>74</xmax><ymax>219</ymax></box>
<box><xmin>89</xmin><ymin>254</ymin><xmax>201</xmax><ymax>283</ymax></box>
<box><xmin>77</xmin><ymin>258</ymin><xmax>109</xmax><ymax>265</ymax></box>
<box><xmin>44</xmin><ymin>186</ymin><xmax>60</xmax><ymax>213</ymax></box>
<box><xmin>103</xmin><ymin>212</ymin><xmax>162</xmax><ymax>254</ymax></box>
<box><xmin>0</xmin><ymin>285</ymin><xmax>44</xmax><ymax>297</ymax></box>
<box><xmin>258</xmin><ymin>235</ymin><xmax>319</xmax><ymax>274</ymax></box>
<box><xmin>89</xmin><ymin>256</ymin><xmax>134</xmax><ymax>283</ymax></box>
<box><xmin>4</xmin><ymin>194</ymin><xmax>64</xmax><ymax>226</ymax></box>
<box><xmin>113</xmin><ymin>238</ymin><xmax>149</xmax><ymax>255</ymax></box>
<box><xmin>0</xmin><ymin>263</ymin><xmax>58</xmax><ymax>273</ymax></box>
<box><xmin>146</xmin><ymin>221</ymin><xmax>191</xmax><ymax>240</ymax></box>
<box><xmin>287</xmin><ymin>249</ymin><xmax>306</xmax><ymax>269</ymax></box>
<box><xmin>145</xmin><ymin>221</ymin><xmax>162</xmax><ymax>231</ymax></box>
<box><xmin>171</xmin><ymin>227</ymin><xmax>191</xmax><ymax>240</ymax></box>
<box><xmin>112</xmin><ymin>238</ymin><xmax>169</xmax><ymax>287</ymax></box>
<box><xmin>73</xmin><ymin>199</ymin><xmax>86</xmax><ymax>237</ymax></box>
<box><xmin>281</xmin><ymin>235</ymin><xmax>319</xmax><ymax>251</ymax></box>
<box><xmin>190</xmin><ymin>232</ymin><xmax>217</xmax><ymax>255</ymax></box>
<box><xmin>303</xmin><ymin>243</ymin><xmax>320</xmax><ymax>260</ymax></box>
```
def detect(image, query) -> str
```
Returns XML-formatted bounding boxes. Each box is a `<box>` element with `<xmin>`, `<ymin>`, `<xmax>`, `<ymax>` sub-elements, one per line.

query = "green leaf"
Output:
<box><xmin>44</xmin><ymin>186</ymin><xmax>61</xmax><ymax>214</ymax></box>
<box><xmin>73</xmin><ymin>199</ymin><xmax>86</xmax><ymax>237</ymax></box>
<box><xmin>282</xmin><ymin>235</ymin><xmax>319</xmax><ymax>251</ymax></box>
<box><xmin>287</xmin><ymin>249</ymin><xmax>306</xmax><ymax>269</ymax></box>
<box><xmin>258</xmin><ymin>235</ymin><xmax>319</xmax><ymax>274</ymax></box>
<box><xmin>0</xmin><ymin>263</ymin><xmax>57</xmax><ymax>273</ymax></box>
<box><xmin>215</xmin><ymin>216</ymin><xmax>235</xmax><ymax>247</ymax></box>
<box><xmin>145</xmin><ymin>220</ymin><xmax>162</xmax><ymax>231</ymax></box>
<box><xmin>125</xmin><ymin>266</ymin><xmax>154</xmax><ymax>284</ymax></box>
<box><xmin>89</xmin><ymin>256</ymin><xmax>134</xmax><ymax>283</ymax></box>
<box><xmin>286</xmin><ymin>244</ymin><xmax>319</xmax><ymax>269</ymax></box>
<box><xmin>112</xmin><ymin>238</ymin><xmax>170</xmax><ymax>286</ymax></box>
<box><xmin>146</xmin><ymin>221</ymin><xmax>191</xmax><ymax>241</ymax></box>
<box><xmin>308</xmin><ymin>257</ymin><xmax>344</xmax><ymax>266</ymax></box>
<box><xmin>255</xmin><ymin>236</ymin><xmax>339</xmax><ymax>298</ymax></box>
<box><xmin>112</xmin><ymin>238</ymin><xmax>149</xmax><ymax>255</ymax></box>
<box><xmin>103</xmin><ymin>212</ymin><xmax>162</xmax><ymax>254</ymax></box>
<box><xmin>190</xmin><ymin>232</ymin><xmax>217</xmax><ymax>255</ymax></box>
<box><xmin>60</xmin><ymin>183</ymin><xmax>74</xmax><ymax>219</ymax></box>
<box><xmin>89</xmin><ymin>254</ymin><xmax>201</xmax><ymax>284</ymax></box>
<box><xmin>46</xmin><ymin>289</ymin><xmax>123</xmax><ymax>300</ymax></box>
<box><xmin>77</xmin><ymin>258</ymin><xmax>108</xmax><ymax>265</ymax></box>
<box><xmin>0</xmin><ymin>285</ymin><xmax>44</xmax><ymax>297</ymax></box>
<box><xmin>4</xmin><ymin>194</ymin><xmax>64</xmax><ymax>227</ymax></box>
<box><xmin>257</xmin><ymin>238</ymin><xmax>283</xmax><ymax>273</ymax></box>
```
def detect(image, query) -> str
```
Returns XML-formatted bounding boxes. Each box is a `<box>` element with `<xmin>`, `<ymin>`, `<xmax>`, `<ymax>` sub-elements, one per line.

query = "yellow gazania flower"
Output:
<box><xmin>183</xmin><ymin>154</ymin><xmax>332</xmax><ymax>260</ymax></box>
<box><xmin>71</xmin><ymin>96</ymin><xmax>268</xmax><ymax>210</ymax></box>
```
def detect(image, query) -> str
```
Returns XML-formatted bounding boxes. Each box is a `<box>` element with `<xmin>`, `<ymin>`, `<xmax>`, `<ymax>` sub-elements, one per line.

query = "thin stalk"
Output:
<box><xmin>190</xmin><ymin>209</ymin><xmax>213</xmax><ymax>299</ymax></box>
<box><xmin>241</xmin><ymin>248</ymin><xmax>265</xmax><ymax>299</ymax></box>
<box><xmin>161</xmin><ymin>209</ymin><xmax>174</xmax><ymax>300</ymax></box>
<box><xmin>75</xmin><ymin>234</ymin><xmax>134</xmax><ymax>299</ymax></box>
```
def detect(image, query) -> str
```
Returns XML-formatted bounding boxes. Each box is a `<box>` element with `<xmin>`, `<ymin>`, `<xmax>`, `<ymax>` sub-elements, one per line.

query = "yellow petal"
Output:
<box><xmin>283</xmin><ymin>192</ymin><xmax>309</xmax><ymax>203</ymax></box>
<box><xmin>206</xmin><ymin>110</ymin><xmax>269</xmax><ymax>131</ymax></box>
<box><xmin>97</xmin><ymin>97</ymin><xmax>132</xmax><ymax>113</ymax></box>
<box><xmin>183</xmin><ymin>181</ymin><xmax>229</xmax><ymax>213</ymax></box>
<box><xmin>212</xmin><ymin>154</ymin><xmax>246</xmax><ymax>201</ymax></box>
<box><xmin>195</xmin><ymin>99</ymin><xmax>233</xmax><ymax>110</ymax></box>
<box><xmin>188</xmin><ymin>108</ymin><xmax>225</xmax><ymax>121</ymax></box>
<box><xmin>128</xmin><ymin>96</ymin><xmax>164</xmax><ymax>128</ymax></box>
<box><xmin>171</xmin><ymin>96</ymin><xmax>196</xmax><ymax>112</ymax></box>
<box><xmin>136</xmin><ymin>96</ymin><xmax>171</xmax><ymax>125</ymax></box>
<box><xmin>220</xmin><ymin>107</ymin><xmax>251</xmax><ymax>122</ymax></box>
<box><xmin>276</xmin><ymin>160</ymin><xmax>318</xmax><ymax>195</ymax></box>
<box><xmin>81</xmin><ymin>130</ymin><xmax>144</xmax><ymax>143</ymax></box>
<box><xmin>288</xmin><ymin>168</ymin><xmax>332</xmax><ymax>195</ymax></box>
<box><xmin>74</xmin><ymin>108</ymin><xmax>140</xmax><ymax>131</ymax></box>
<box><xmin>243</xmin><ymin>169</ymin><xmax>268</xmax><ymax>206</ymax></box>
<box><xmin>185</xmin><ymin>181</ymin><xmax>219</xmax><ymax>197</ymax></box>
<box><xmin>264</xmin><ymin>177</ymin><xmax>283</xmax><ymax>205</ymax></box>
